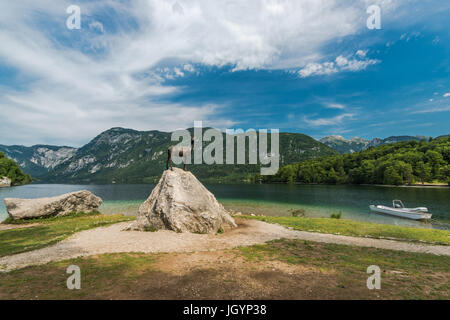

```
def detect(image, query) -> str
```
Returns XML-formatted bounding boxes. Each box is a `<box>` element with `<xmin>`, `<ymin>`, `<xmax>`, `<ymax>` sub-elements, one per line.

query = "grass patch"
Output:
<box><xmin>143</xmin><ymin>225</ymin><xmax>158</xmax><ymax>232</ymax></box>
<box><xmin>1</xmin><ymin>211</ymin><xmax>101</xmax><ymax>225</ymax></box>
<box><xmin>238</xmin><ymin>239</ymin><xmax>450</xmax><ymax>273</ymax></box>
<box><xmin>0</xmin><ymin>252</ymin><xmax>159</xmax><ymax>299</ymax></box>
<box><xmin>0</xmin><ymin>213</ymin><xmax>135</xmax><ymax>257</ymax></box>
<box><xmin>242</xmin><ymin>215</ymin><xmax>450</xmax><ymax>245</ymax></box>
<box><xmin>237</xmin><ymin>238</ymin><xmax>450</xmax><ymax>299</ymax></box>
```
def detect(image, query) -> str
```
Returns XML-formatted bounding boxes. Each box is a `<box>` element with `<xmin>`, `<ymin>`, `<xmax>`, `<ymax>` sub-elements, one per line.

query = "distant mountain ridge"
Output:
<box><xmin>320</xmin><ymin>135</ymin><xmax>434</xmax><ymax>154</ymax></box>
<box><xmin>0</xmin><ymin>144</ymin><xmax>77</xmax><ymax>177</ymax></box>
<box><xmin>319</xmin><ymin>135</ymin><xmax>370</xmax><ymax>154</ymax></box>
<box><xmin>0</xmin><ymin>127</ymin><xmax>337</xmax><ymax>183</ymax></box>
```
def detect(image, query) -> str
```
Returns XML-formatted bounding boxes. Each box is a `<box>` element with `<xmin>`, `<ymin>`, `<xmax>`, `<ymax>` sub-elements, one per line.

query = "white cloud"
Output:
<box><xmin>298</xmin><ymin>52</ymin><xmax>379</xmax><ymax>78</ymax></box>
<box><xmin>411</xmin><ymin>106</ymin><xmax>450</xmax><ymax>114</ymax></box>
<box><xmin>173</xmin><ymin>67</ymin><xmax>184</xmax><ymax>77</ymax></box>
<box><xmin>0</xmin><ymin>1</ymin><xmax>402</xmax><ymax>145</ymax></box>
<box><xmin>327</xmin><ymin>103</ymin><xmax>346</xmax><ymax>110</ymax></box>
<box><xmin>303</xmin><ymin>113</ymin><xmax>355</xmax><ymax>127</ymax></box>
<box><xmin>356</xmin><ymin>50</ymin><xmax>367</xmax><ymax>58</ymax></box>
<box><xmin>183</xmin><ymin>64</ymin><xmax>195</xmax><ymax>72</ymax></box>
<box><xmin>299</xmin><ymin>62</ymin><xmax>337</xmax><ymax>78</ymax></box>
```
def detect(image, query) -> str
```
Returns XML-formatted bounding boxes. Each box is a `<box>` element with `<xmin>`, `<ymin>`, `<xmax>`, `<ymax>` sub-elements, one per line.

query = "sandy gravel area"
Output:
<box><xmin>0</xmin><ymin>219</ymin><xmax>448</xmax><ymax>272</ymax></box>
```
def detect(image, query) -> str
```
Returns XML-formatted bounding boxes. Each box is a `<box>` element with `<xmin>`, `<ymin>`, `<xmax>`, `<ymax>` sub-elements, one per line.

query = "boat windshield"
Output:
<box><xmin>393</xmin><ymin>200</ymin><xmax>405</xmax><ymax>208</ymax></box>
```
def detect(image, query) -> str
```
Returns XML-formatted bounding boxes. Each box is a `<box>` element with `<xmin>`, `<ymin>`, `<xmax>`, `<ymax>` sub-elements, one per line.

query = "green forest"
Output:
<box><xmin>258</xmin><ymin>137</ymin><xmax>450</xmax><ymax>186</ymax></box>
<box><xmin>0</xmin><ymin>151</ymin><xmax>31</xmax><ymax>186</ymax></box>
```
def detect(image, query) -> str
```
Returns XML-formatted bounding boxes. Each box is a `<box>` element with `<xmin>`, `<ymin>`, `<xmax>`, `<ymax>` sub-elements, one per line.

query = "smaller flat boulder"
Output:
<box><xmin>0</xmin><ymin>177</ymin><xmax>11</xmax><ymax>188</ymax></box>
<box><xmin>4</xmin><ymin>190</ymin><xmax>102</xmax><ymax>220</ymax></box>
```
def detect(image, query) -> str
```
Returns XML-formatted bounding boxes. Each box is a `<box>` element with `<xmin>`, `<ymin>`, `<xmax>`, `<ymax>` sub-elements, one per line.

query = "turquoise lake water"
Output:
<box><xmin>1</xmin><ymin>183</ymin><xmax>449</xmax><ymax>229</ymax></box>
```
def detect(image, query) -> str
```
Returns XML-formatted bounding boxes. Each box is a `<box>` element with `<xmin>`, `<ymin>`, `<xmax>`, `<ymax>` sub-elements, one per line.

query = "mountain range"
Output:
<box><xmin>1</xmin><ymin>129</ymin><xmax>446</xmax><ymax>184</ymax></box>
<box><xmin>319</xmin><ymin>135</ymin><xmax>433</xmax><ymax>154</ymax></box>
<box><xmin>0</xmin><ymin>128</ymin><xmax>337</xmax><ymax>184</ymax></box>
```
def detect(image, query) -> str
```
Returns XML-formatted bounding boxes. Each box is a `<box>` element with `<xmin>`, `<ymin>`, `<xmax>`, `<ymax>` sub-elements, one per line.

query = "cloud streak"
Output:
<box><xmin>298</xmin><ymin>52</ymin><xmax>380</xmax><ymax>78</ymax></box>
<box><xmin>303</xmin><ymin>113</ymin><xmax>355</xmax><ymax>127</ymax></box>
<box><xmin>411</xmin><ymin>106</ymin><xmax>450</xmax><ymax>114</ymax></box>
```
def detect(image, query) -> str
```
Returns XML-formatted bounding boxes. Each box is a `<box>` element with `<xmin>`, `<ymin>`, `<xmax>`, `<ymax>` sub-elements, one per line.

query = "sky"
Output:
<box><xmin>0</xmin><ymin>0</ymin><xmax>449</xmax><ymax>147</ymax></box>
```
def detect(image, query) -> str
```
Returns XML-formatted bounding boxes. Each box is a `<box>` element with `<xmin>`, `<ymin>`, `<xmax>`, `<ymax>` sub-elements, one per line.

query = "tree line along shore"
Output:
<box><xmin>256</xmin><ymin>137</ymin><xmax>450</xmax><ymax>186</ymax></box>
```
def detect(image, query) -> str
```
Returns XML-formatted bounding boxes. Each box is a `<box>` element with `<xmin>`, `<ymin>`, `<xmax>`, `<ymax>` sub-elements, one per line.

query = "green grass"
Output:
<box><xmin>242</xmin><ymin>215</ymin><xmax>450</xmax><ymax>245</ymax></box>
<box><xmin>237</xmin><ymin>238</ymin><xmax>450</xmax><ymax>299</ymax></box>
<box><xmin>1</xmin><ymin>211</ymin><xmax>101</xmax><ymax>225</ymax></box>
<box><xmin>0</xmin><ymin>252</ymin><xmax>159</xmax><ymax>300</ymax></box>
<box><xmin>0</xmin><ymin>213</ymin><xmax>135</xmax><ymax>257</ymax></box>
<box><xmin>238</xmin><ymin>239</ymin><xmax>450</xmax><ymax>273</ymax></box>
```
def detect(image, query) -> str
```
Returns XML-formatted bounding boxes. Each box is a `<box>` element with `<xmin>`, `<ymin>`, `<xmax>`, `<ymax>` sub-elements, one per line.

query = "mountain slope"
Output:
<box><xmin>319</xmin><ymin>135</ymin><xmax>369</xmax><ymax>154</ymax></box>
<box><xmin>40</xmin><ymin>127</ymin><xmax>337</xmax><ymax>183</ymax></box>
<box><xmin>0</xmin><ymin>145</ymin><xmax>77</xmax><ymax>178</ymax></box>
<box><xmin>320</xmin><ymin>135</ymin><xmax>432</xmax><ymax>154</ymax></box>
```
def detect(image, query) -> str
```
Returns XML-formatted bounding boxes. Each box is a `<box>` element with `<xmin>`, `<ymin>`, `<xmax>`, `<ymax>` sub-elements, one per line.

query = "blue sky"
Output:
<box><xmin>0</xmin><ymin>0</ymin><xmax>449</xmax><ymax>146</ymax></box>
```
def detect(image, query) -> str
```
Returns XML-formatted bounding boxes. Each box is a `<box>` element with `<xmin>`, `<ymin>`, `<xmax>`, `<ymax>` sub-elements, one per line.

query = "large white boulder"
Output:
<box><xmin>127</xmin><ymin>168</ymin><xmax>237</xmax><ymax>234</ymax></box>
<box><xmin>0</xmin><ymin>177</ymin><xmax>11</xmax><ymax>188</ymax></box>
<box><xmin>4</xmin><ymin>190</ymin><xmax>102</xmax><ymax>220</ymax></box>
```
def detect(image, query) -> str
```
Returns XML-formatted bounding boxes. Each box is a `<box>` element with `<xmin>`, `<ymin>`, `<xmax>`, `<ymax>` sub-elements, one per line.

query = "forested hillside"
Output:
<box><xmin>259</xmin><ymin>137</ymin><xmax>450</xmax><ymax>186</ymax></box>
<box><xmin>39</xmin><ymin>128</ymin><xmax>336</xmax><ymax>184</ymax></box>
<box><xmin>0</xmin><ymin>151</ymin><xmax>32</xmax><ymax>185</ymax></box>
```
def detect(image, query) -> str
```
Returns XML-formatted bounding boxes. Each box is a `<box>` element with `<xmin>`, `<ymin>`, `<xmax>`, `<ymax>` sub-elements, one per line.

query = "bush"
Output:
<box><xmin>330</xmin><ymin>211</ymin><xmax>342</xmax><ymax>219</ymax></box>
<box><xmin>291</xmin><ymin>209</ymin><xmax>306</xmax><ymax>217</ymax></box>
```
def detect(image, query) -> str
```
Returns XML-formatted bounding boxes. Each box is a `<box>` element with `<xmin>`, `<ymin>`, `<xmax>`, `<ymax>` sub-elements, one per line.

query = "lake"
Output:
<box><xmin>0</xmin><ymin>183</ymin><xmax>449</xmax><ymax>229</ymax></box>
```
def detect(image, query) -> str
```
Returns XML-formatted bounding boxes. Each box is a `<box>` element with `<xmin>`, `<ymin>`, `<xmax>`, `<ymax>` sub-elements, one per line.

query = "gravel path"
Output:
<box><xmin>0</xmin><ymin>219</ymin><xmax>448</xmax><ymax>272</ymax></box>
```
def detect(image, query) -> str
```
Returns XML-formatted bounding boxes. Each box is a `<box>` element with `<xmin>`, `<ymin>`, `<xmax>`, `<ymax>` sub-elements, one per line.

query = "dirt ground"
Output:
<box><xmin>0</xmin><ymin>250</ymin><xmax>383</xmax><ymax>299</ymax></box>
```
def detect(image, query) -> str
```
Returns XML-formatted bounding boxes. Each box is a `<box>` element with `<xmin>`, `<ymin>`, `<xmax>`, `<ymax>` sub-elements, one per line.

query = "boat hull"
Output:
<box><xmin>369</xmin><ymin>205</ymin><xmax>432</xmax><ymax>220</ymax></box>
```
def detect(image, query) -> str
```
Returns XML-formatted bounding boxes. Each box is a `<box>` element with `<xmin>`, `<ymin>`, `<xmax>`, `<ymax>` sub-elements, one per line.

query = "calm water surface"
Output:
<box><xmin>0</xmin><ymin>183</ymin><xmax>449</xmax><ymax>229</ymax></box>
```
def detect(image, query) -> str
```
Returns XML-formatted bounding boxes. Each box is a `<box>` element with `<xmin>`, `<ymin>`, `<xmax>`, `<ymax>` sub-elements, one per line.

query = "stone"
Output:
<box><xmin>4</xmin><ymin>190</ymin><xmax>102</xmax><ymax>220</ymax></box>
<box><xmin>0</xmin><ymin>177</ymin><xmax>11</xmax><ymax>188</ymax></box>
<box><xmin>127</xmin><ymin>168</ymin><xmax>237</xmax><ymax>234</ymax></box>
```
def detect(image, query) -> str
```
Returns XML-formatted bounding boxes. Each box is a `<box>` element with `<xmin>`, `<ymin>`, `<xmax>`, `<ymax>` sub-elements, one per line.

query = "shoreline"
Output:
<box><xmin>17</xmin><ymin>181</ymin><xmax>450</xmax><ymax>188</ymax></box>
<box><xmin>362</xmin><ymin>183</ymin><xmax>449</xmax><ymax>188</ymax></box>
<box><xmin>259</xmin><ymin>182</ymin><xmax>449</xmax><ymax>188</ymax></box>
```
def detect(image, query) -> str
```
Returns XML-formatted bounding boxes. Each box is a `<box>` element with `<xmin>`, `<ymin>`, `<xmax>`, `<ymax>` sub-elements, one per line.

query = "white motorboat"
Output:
<box><xmin>369</xmin><ymin>200</ymin><xmax>432</xmax><ymax>220</ymax></box>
